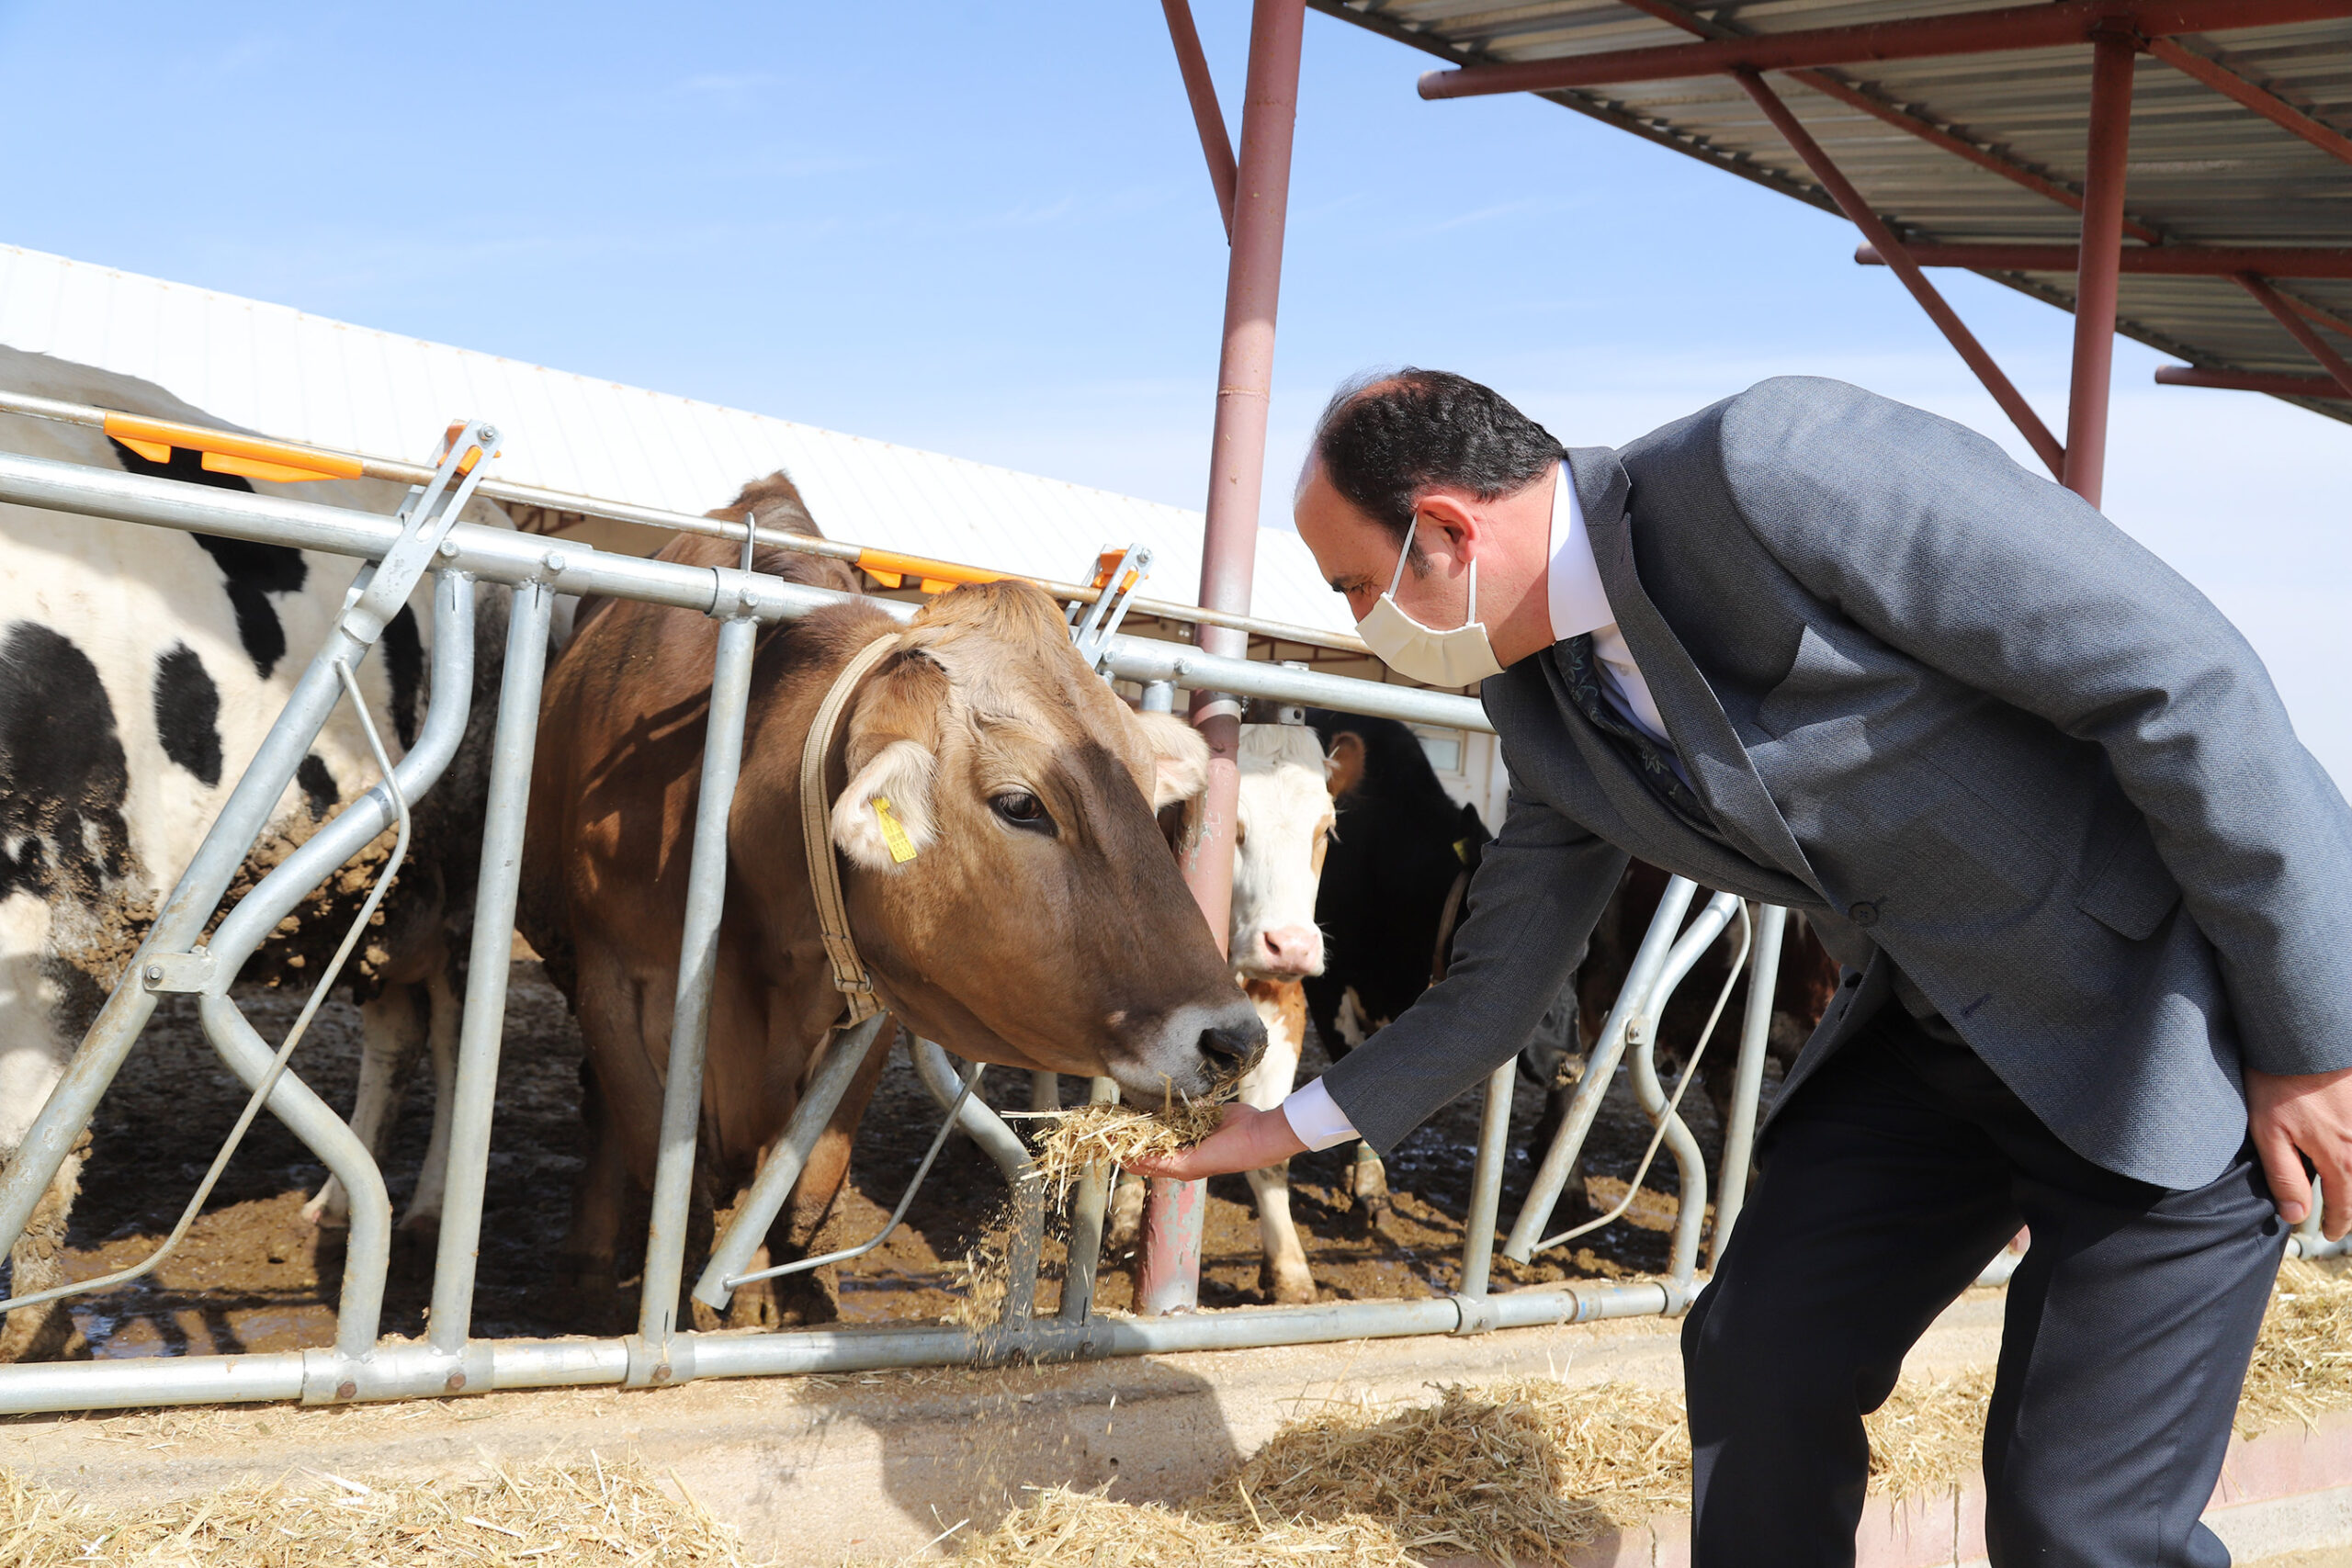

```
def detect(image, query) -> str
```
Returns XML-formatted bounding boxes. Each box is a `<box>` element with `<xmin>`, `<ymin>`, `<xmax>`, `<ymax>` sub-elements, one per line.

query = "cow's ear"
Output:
<box><xmin>1325</xmin><ymin>730</ymin><xmax>1367</xmax><ymax>800</ymax></box>
<box><xmin>831</xmin><ymin>649</ymin><xmax>947</xmax><ymax>873</ymax></box>
<box><xmin>831</xmin><ymin>739</ymin><xmax>938</xmax><ymax>872</ymax></box>
<box><xmin>1128</xmin><ymin>709</ymin><xmax>1210</xmax><ymax>809</ymax></box>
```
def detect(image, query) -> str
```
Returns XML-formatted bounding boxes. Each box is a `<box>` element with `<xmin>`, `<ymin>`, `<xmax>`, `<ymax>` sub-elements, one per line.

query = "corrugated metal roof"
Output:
<box><xmin>1314</xmin><ymin>0</ymin><xmax>2352</xmax><ymax>426</ymax></box>
<box><xmin>0</xmin><ymin>242</ymin><xmax>1355</xmax><ymax>637</ymax></box>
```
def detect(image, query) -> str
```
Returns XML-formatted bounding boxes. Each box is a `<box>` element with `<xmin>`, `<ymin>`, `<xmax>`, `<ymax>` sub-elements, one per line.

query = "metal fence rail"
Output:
<box><xmin>0</xmin><ymin>443</ymin><xmax>1781</xmax><ymax>1415</ymax></box>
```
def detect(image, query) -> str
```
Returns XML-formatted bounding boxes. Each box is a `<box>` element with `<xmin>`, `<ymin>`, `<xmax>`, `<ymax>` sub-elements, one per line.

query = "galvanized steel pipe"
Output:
<box><xmin>1458</xmin><ymin>1062</ymin><xmax>1517</xmax><ymax>1297</ymax></box>
<box><xmin>693</xmin><ymin>1015</ymin><xmax>891</xmax><ymax>1312</ymax></box>
<box><xmin>1711</xmin><ymin>903</ymin><xmax>1786</xmax><ymax>1267</ymax></box>
<box><xmin>0</xmin><ymin>450</ymin><xmax>1487</xmax><ymax>734</ymax></box>
<box><xmin>1504</xmin><ymin>877</ymin><xmax>1700</xmax><ymax>1262</ymax></box>
<box><xmin>634</xmin><ymin>611</ymin><xmax>763</xmax><ymax>1371</ymax></box>
<box><xmin>430</xmin><ymin>581</ymin><xmax>556</xmax><ymax>1355</ymax></box>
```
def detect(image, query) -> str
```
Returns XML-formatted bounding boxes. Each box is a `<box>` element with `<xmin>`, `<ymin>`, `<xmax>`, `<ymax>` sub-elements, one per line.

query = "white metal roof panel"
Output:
<box><xmin>0</xmin><ymin>242</ymin><xmax>1357</xmax><ymax>637</ymax></box>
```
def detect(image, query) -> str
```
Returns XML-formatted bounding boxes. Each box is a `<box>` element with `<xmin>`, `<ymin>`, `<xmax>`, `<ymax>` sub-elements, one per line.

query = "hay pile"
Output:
<box><xmin>0</xmin><ymin>1453</ymin><xmax>760</xmax><ymax>1566</ymax></box>
<box><xmin>1862</xmin><ymin>1370</ymin><xmax>1997</xmax><ymax>1500</ymax></box>
<box><xmin>950</xmin><ymin>1486</ymin><xmax>1416</xmax><ymax>1568</ymax></box>
<box><xmin>951</xmin><ymin>1378</ymin><xmax>1687</xmax><ymax>1568</ymax></box>
<box><xmin>2238</xmin><ymin>1257</ymin><xmax>2352</xmax><ymax>1436</ymax></box>
<box><xmin>944</xmin><ymin>1262</ymin><xmax>2352</xmax><ymax>1567</ymax></box>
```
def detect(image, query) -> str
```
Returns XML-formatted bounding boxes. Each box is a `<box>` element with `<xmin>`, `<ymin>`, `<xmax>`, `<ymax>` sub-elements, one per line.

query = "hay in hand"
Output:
<box><xmin>1021</xmin><ymin>1085</ymin><xmax>1235</xmax><ymax>1196</ymax></box>
<box><xmin>0</xmin><ymin>1451</ymin><xmax>760</xmax><ymax>1566</ymax></box>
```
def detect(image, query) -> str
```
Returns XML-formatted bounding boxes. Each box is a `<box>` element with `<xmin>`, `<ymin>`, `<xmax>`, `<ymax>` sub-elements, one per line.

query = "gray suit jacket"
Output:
<box><xmin>1320</xmin><ymin>377</ymin><xmax>2352</xmax><ymax>1190</ymax></box>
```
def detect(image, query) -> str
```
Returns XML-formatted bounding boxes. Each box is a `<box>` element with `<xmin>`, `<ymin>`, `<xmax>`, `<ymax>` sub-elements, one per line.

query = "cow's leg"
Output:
<box><xmin>558</xmin><ymin>1059</ymin><xmax>633</xmax><ymax>1332</ymax></box>
<box><xmin>391</xmin><ymin>964</ymin><xmax>461</xmax><ymax>1269</ymax></box>
<box><xmin>1107</xmin><ymin>1170</ymin><xmax>1146</xmax><ymax>1253</ymax></box>
<box><xmin>304</xmin><ymin>981</ymin><xmax>424</xmax><ymax>1231</ymax></box>
<box><xmin>0</xmin><ymin>913</ymin><xmax>84</xmax><ymax>1363</ymax></box>
<box><xmin>1238</xmin><ymin>994</ymin><xmax>1312</xmax><ymax>1304</ymax></box>
<box><xmin>730</xmin><ymin>1032</ymin><xmax>892</xmax><ymax>1330</ymax></box>
<box><xmin>1351</xmin><ymin>1142</ymin><xmax>1391</xmax><ymax>1224</ymax></box>
<box><xmin>0</xmin><ymin>1132</ymin><xmax>85</xmax><ymax>1364</ymax></box>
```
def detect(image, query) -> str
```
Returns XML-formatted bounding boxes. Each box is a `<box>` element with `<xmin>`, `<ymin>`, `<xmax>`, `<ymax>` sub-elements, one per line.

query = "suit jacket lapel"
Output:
<box><xmin>1568</xmin><ymin>446</ymin><xmax>1820</xmax><ymax>889</ymax></box>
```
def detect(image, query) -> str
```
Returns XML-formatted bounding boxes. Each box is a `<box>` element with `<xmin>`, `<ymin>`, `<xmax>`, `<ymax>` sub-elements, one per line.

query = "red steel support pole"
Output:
<box><xmin>2146</xmin><ymin>38</ymin><xmax>2352</xmax><ymax>169</ymax></box>
<box><xmin>2236</xmin><ymin>274</ymin><xmax>2352</xmax><ymax>399</ymax></box>
<box><xmin>2154</xmin><ymin>365</ymin><xmax>2352</xmax><ymax>398</ymax></box>
<box><xmin>1138</xmin><ymin>0</ymin><xmax>1306</xmax><ymax>1319</ymax></box>
<box><xmin>1161</xmin><ymin>0</ymin><xmax>1240</xmax><ymax>240</ymax></box>
<box><xmin>2064</xmin><ymin>30</ymin><xmax>2138</xmax><ymax>507</ymax></box>
<box><xmin>1853</xmin><ymin>243</ymin><xmax>2352</xmax><ymax>279</ymax></box>
<box><xmin>1735</xmin><ymin>71</ymin><xmax>2065</xmax><ymax>478</ymax></box>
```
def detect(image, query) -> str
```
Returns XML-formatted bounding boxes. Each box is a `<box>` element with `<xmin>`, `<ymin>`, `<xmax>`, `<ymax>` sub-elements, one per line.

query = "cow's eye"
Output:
<box><xmin>991</xmin><ymin>792</ymin><xmax>1053</xmax><ymax>833</ymax></box>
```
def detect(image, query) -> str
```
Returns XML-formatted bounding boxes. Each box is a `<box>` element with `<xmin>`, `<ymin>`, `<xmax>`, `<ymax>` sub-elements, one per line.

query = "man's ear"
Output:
<box><xmin>1128</xmin><ymin>709</ymin><xmax>1210</xmax><ymax>809</ymax></box>
<box><xmin>1325</xmin><ymin>730</ymin><xmax>1367</xmax><ymax>800</ymax></box>
<box><xmin>1414</xmin><ymin>491</ymin><xmax>1483</xmax><ymax>571</ymax></box>
<box><xmin>830</xmin><ymin>650</ymin><xmax>947</xmax><ymax>873</ymax></box>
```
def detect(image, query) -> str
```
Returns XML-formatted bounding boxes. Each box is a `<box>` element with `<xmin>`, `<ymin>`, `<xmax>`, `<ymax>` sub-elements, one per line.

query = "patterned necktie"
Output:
<box><xmin>1558</xmin><ymin>634</ymin><xmax>1719</xmax><ymax>834</ymax></box>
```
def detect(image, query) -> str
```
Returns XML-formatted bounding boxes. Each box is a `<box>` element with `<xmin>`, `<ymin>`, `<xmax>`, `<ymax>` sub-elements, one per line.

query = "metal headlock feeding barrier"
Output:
<box><xmin>0</xmin><ymin>412</ymin><xmax>1804</xmax><ymax>1416</ymax></box>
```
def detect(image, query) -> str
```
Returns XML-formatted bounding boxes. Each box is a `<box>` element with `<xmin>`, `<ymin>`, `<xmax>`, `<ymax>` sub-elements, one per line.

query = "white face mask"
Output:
<box><xmin>1353</xmin><ymin>513</ymin><xmax>1507</xmax><ymax>688</ymax></box>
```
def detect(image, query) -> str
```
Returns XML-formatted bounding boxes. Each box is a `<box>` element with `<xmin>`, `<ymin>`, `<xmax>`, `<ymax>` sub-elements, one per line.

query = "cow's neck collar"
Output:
<box><xmin>799</xmin><ymin>631</ymin><xmax>903</xmax><ymax>1027</ymax></box>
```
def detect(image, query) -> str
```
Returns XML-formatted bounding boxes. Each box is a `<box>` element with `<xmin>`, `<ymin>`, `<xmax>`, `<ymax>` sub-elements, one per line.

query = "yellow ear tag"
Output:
<box><xmin>872</xmin><ymin>796</ymin><xmax>918</xmax><ymax>863</ymax></box>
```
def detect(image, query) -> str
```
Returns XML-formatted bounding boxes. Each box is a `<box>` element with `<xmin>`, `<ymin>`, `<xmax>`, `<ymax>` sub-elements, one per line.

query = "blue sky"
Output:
<box><xmin>2</xmin><ymin>2</ymin><xmax>2346</xmax><ymax>783</ymax></box>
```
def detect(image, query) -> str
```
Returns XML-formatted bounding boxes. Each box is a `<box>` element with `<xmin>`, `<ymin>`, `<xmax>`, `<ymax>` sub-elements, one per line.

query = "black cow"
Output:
<box><xmin>1301</xmin><ymin>710</ymin><xmax>1580</xmax><ymax>1216</ymax></box>
<box><xmin>1301</xmin><ymin>710</ymin><xmax>1836</xmax><ymax>1227</ymax></box>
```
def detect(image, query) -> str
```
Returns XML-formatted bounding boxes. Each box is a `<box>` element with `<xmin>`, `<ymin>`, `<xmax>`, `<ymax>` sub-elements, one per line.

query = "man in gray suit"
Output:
<box><xmin>1136</xmin><ymin>370</ymin><xmax>2352</xmax><ymax>1565</ymax></box>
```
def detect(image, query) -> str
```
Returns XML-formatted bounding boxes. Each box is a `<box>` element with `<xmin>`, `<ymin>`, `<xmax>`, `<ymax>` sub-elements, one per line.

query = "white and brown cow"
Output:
<box><xmin>519</xmin><ymin>567</ymin><xmax>1264</xmax><ymax>1328</ymax></box>
<box><xmin>0</xmin><ymin>345</ymin><xmax>520</xmax><ymax>1357</ymax></box>
<box><xmin>1225</xmin><ymin>723</ymin><xmax>1338</xmax><ymax>1303</ymax></box>
<box><xmin>1110</xmin><ymin>721</ymin><xmax>1338</xmax><ymax>1303</ymax></box>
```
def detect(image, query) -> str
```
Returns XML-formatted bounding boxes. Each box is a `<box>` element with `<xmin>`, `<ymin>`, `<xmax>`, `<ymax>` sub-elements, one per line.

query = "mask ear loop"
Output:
<box><xmin>1387</xmin><ymin>513</ymin><xmax>1481</xmax><ymax>632</ymax></box>
<box><xmin>1385</xmin><ymin>514</ymin><xmax>1419</xmax><ymax>598</ymax></box>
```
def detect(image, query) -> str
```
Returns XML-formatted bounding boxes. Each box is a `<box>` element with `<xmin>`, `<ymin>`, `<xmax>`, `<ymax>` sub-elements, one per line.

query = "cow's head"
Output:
<box><xmin>1227</xmin><ymin>724</ymin><xmax>1334</xmax><ymax>982</ymax></box>
<box><xmin>825</xmin><ymin>581</ymin><xmax>1262</xmax><ymax>1100</ymax></box>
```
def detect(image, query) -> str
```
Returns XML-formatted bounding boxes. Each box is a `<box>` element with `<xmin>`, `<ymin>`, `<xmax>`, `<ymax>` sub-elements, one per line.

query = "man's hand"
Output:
<box><xmin>1121</xmin><ymin>1102</ymin><xmax>1313</xmax><ymax>1182</ymax></box>
<box><xmin>2247</xmin><ymin>1066</ymin><xmax>2352</xmax><ymax>1241</ymax></box>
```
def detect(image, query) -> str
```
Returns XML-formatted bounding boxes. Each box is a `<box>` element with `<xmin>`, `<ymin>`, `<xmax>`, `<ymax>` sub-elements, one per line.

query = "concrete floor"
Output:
<box><xmin>0</xmin><ymin>1288</ymin><xmax>2009</xmax><ymax>1561</ymax></box>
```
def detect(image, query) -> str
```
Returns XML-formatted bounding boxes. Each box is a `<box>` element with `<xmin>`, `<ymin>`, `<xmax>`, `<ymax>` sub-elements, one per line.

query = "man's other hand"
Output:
<box><xmin>2248</xmin><ymin>1066</ymin><xmax>2352</xmax><ymax>1240</ymax></box>
<box><xmin>1121</xmin><ymin>1102</ymin><xmax>1313</xmax><ymax>1182</ymax></box>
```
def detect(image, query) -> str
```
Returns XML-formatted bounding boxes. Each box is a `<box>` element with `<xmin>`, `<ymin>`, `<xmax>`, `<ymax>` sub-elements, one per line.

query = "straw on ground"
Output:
<box><xmin>944</xmin><ymin>1258</ymin><xmax>2352</xmax><ymax>1567</ymax></box>
<box><xmin>0</xmin><ymin>1451</ymin><xmax>762</xmax><ymax>1567</ymax></box>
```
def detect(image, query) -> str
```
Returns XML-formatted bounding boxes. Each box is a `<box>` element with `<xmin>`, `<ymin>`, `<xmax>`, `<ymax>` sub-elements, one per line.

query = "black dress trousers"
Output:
<box><xmin>1681</xmin><ymin>1006</ymin><xmax>2287</xmax><ymax>1567</ymax></box>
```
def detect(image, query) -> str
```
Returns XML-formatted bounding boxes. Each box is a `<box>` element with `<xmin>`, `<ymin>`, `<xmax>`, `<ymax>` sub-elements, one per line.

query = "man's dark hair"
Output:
<box><xmin>1307</xmin><ymin>368</ymin><xmax>1564</xmax><ymax>546</ymax></box>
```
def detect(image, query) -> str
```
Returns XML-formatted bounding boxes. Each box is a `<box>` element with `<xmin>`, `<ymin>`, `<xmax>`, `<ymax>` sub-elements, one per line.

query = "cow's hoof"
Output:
<box><xmin>0</xmin><ymin>1303</ymin><xmax>84</xmax><ymax>1365</ymax></box>
<box><xmin>1262</xmin><ymin>1260</ymin><xmax>1317</xmax><ymax>1305</ymax></box>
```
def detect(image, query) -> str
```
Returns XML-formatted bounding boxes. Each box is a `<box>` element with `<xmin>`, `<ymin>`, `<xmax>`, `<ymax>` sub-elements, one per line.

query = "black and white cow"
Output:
<box><xmin>0</xmin><ymin>345</ymin><xmax>515</xmax><ymax>1359</ymax></box>
<box><xmin>1305</xmin><ymin>709</ymin><xmax>1580</xmax><ymax>1217</ymax></box>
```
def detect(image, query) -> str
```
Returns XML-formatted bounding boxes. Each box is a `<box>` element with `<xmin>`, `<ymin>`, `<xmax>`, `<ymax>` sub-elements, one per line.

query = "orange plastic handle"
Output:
<box><xmin>854</xmin><ymin>547</ymin><xmax>1024</xmax><ymax>591</ymax></box>
<box><xmin>102</xmin><ymin>412</ymin><xmax>364</xmax><ymax>483</ymax></box>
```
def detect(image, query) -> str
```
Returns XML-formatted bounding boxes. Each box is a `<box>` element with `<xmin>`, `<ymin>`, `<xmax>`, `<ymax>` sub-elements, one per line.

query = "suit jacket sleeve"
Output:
<box><xmin>1718</xmin><ymin>378</ymin><xmax>2352</xmax><ymax>1076</ymax></box>
<box><xmin>1319</xmin><ymin>786</ymin><xmax>1628</xmax><ymax>1155</ymax></box>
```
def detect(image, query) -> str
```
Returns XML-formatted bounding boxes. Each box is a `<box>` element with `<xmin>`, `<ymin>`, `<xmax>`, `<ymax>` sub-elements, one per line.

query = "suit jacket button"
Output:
<box><xmin>1848</xmin><ymin>900</ymin><xmax>1880</xmax><ymax>927</ymax></box>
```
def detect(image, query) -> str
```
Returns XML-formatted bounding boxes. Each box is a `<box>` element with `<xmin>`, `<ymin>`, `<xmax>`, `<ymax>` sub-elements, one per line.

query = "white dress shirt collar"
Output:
<box><xmin>1544</xmin><ymin>458</ymin><xmax>1612</xmax><ymax>644</ymax></box>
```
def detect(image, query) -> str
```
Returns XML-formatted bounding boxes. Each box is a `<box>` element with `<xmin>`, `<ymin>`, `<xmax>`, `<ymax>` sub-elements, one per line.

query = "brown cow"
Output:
<box><xmin>520</xmin><ymin>518</ymin><xmax>1261</xmax><ymax>1327</ymax></box>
